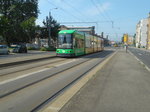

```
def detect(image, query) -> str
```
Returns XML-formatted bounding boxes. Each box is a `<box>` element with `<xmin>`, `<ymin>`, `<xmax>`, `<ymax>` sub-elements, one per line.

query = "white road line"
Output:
<box><xmin>138</xmin><ymin>53</ymin><xmax>142</xmax><ymax>55</ymax></box>
<box><xmin>0</xmin><ymin>59</ymin><xmax>77</xmax><ymax>85</ymax></box>
<box><xmin>129</xmin><ymin>50</ymin><xmax>150</xmax><ymax>72</ymax></box>
<box><xmin>0</xmin><ymin>68</ymin><xmax>50</xmax><ymax>85</ymax></box>
<box><xmin>145</xmin><ymin>66</ymin><xmax>150</xmax><ymax>72</ymax></box>
<box><xmin>54</xmin><ymin>59</ymin><xmax>77</xmax><ymax>67</ymax></box>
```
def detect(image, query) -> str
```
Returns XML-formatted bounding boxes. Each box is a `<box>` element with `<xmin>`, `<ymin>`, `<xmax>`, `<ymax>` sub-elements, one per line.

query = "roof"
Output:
<box><xmin>59</xmin><ymin>30</ymin><xmax>76</xmax><ymax>34</ymax></box>
<box><xmin>67</xmin><ymin>26</ymin><xmax>94</xmax><ymax>29</ymax></box>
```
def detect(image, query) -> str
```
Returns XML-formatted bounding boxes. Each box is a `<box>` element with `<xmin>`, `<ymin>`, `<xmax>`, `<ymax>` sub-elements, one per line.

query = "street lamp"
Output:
<box><xmin>48</xmin><ymin>8</ymin><xmax>58</xmax><ymax>47</ymax></box>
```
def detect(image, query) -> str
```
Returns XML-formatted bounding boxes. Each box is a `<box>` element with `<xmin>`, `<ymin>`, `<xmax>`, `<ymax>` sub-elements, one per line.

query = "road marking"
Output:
<box><xmin>0</xmin><ymin>59</ymin><xmax>78</xmax><ymax>85</ymax></box>
<box><xmin>54</xmin><ymin>59</ymin><xmax>77</xmax><ymax>67</ymax></box>
<box><xmin>45</xmin><ymin>107</ymin><xmax>59</xmax><ymax>111</ymax></box>
<box><xmin>129</xmin><ymin>50</ymin><xmax>150</xmax><ymax>72</ymax></box>
<box><xmin>0</xmin><ymin>68</ymin><xmax>50</xmax><ymax>85</ymax></box>
<box><xmin>145</xmin><ymin>66</ymin><xmax>150</xmax><ymax>72</ymax></box>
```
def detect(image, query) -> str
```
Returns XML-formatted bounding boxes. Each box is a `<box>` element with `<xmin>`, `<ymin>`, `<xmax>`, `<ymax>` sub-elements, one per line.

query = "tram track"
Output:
<box><xmin>0</xmin><ymin>50</ymin><xmax>114</xmax><ymax>112</ymax></box>
<box><xmin>0</xmin><ymin>57</ymin><xmax>68</xmax><ymax>77</ymax></box>
<box><xmin>0</xmin><ymin>58</ymin><xmax>92</xmax><ymax>97</ymax></box>
<box><xmin>32</xmin><ymin>55</ymin><xmax>111</xmax><ymax>112</ymax></box>
<box><xmin>0</xmin><ymin>51</ymin><xmax>112</xmax><ymax>98</ymax></box>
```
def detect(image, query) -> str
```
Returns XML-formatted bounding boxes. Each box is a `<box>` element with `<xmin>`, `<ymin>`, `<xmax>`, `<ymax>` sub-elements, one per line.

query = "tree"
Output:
<box><xmin>0</xmin><ymin>0</ymin><xmax>39</xmax><ymax>45</ymax></box>
<box><xmin>43</xmin><ymin>14</ymin><xmax>60</xmax><ymax>47</ymax></box>
<box><xmin>20</xmin><ymin>17</ymin><xmax>36</xmax><ymax>42</ymax></box>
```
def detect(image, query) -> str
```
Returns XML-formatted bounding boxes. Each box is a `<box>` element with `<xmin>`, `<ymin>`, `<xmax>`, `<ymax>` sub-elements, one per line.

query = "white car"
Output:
<box><xmin>0</xmin><ymin>45</ymin><xmax>9</xmax><ymax>54</ymax></box>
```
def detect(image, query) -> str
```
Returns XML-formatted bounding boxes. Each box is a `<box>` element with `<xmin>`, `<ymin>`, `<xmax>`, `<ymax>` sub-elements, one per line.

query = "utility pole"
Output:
<box><xmin>48</xmin><ymin>11</ymin><xmax>51</xmax><ymax>47</ymax></box>
<box><xmin>48</xmin><ymin>8</ymin><xmax>57</xmax><ymax>47</ymax></box>
<box><xmin>101</xmin><ymin>32</ymin><xmax>104</xmax><ymax>38</ymax></box>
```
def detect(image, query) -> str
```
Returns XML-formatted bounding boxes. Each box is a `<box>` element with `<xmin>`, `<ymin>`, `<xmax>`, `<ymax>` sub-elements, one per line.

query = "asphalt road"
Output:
<box><xmin>0</xmin><ymin>50</ymin><xmax>114</xmax><ymax>112</ymax></box>
<box><xmin>0</xmin><ymin>51</ymin><xmax>55</xmax><ymax>59</ymax></box>
<box><xmin>128</xmin><ymin>47</ymin><xmax>150</xmax><ymax>69</ymax></box>
<box><xmin>0</xmin><ymin>51</ymin><xmax>56</xmax><ymax>67</ymax></box>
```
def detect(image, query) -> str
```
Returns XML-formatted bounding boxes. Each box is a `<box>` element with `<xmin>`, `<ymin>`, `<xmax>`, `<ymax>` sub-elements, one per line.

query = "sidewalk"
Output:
<box><xmin>59</xmin><ymin>50</ymin><xmax>150</xmax><ymax>112</ymax></box>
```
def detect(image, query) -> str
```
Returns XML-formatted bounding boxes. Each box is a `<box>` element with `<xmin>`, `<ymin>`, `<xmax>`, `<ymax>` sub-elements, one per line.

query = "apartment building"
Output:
<box><xmin>136</xmin><ymin>22</ymin><xmax>141</xmax><ymax>48</ymax></box>
<box><xmin>136</xmin><ymin>19</ymin><xmax>148</xmax><ymax>48</ymax></box>
<box><xmin>147</xmin><ymin>13</ymin><xmax>150</xmax><ymax>49</ymax></box>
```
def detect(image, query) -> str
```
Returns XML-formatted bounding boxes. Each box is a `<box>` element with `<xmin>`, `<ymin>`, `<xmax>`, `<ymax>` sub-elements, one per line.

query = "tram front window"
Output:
<box><xmin>58</xmin><ymin>34</ymin><xmax>73</xmax><ymax>49</ymax></box>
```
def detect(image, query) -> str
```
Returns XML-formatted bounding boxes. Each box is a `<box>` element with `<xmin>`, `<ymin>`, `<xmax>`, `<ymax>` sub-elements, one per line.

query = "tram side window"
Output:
<box><xmin>75</xmin><ymin>38</ymin><xmax>78</xmax><ymax>48</ymax></box>
<box><xmin>86</xmin><ymin>38</ymin><xmax>91</xmax><ymax>48</ymax></box>
<box><xmin>75</xmin><ymin>38</ymin><xmax>84</xmax><ymax>48</ymax></box>
<box><xmin>81</xmin><ymin>39</ymin><xmax>84</xmax><ymax>48</ymax></box>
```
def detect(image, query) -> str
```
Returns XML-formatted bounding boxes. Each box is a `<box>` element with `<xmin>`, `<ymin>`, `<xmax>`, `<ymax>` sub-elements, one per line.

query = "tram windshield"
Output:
<box><xmin>58</xmin><ymin>34</ymin><xmax>73</xmax><ymax>49</ymax></box>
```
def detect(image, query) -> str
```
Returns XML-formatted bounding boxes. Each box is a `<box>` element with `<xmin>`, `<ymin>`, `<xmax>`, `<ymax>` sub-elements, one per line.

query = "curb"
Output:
<box><xmin>39</xmin><ymin>51</ymin><xmax>117</xmax><ymax>112</ymax></box>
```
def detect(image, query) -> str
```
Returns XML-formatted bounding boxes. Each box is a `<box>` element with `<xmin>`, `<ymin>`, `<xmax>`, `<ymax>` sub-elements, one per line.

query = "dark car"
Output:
<box><xmin>11</xmin><ymin>44</ymin><xmax>27</xmax><ymax>53</ymax></box>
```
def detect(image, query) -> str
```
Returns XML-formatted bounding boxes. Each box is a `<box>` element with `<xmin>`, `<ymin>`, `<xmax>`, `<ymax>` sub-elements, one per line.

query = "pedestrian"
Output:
<box><xmin>124</xmin><ymin>43</ymin><xmax>128</xmax><ymax>53</ymax></box>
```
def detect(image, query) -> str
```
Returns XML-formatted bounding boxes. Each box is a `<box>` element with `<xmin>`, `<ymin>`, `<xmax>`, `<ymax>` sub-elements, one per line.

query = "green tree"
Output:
<box><xmin>0</xmin><ymin>15</ymin><xmax>9</xmax><ymax>43</ymax></box>
<box><xmin>0</xmin><ymin>0</ymin><xmax>39</xmax><ymax>45</ymax></box>
<box><xmin>43</xmin><ymin>15</ymin><xmax>60</xmax><ymax>46</ymax></box>
<box><xmin>20</xmin><ymin>17</ymin><xmax>36</xmax><ymax>42</ymax></box>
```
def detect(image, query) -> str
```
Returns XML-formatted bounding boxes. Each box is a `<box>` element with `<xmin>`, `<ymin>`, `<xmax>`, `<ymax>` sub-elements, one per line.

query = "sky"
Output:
<box><xmin>36</xmin><ymin>0</ymin><xmax>150</xmax><ymax>41</ymax></box>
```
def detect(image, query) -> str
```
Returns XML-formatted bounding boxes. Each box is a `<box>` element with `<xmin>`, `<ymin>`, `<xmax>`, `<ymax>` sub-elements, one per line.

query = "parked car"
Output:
<box><xmin>11</xmin><ymin>44</ymin><xmax>27</xmax><ymax>53</ymax></box>
<box><xmin>0</xmin><ymin>45</ymin><xmax>9</xmax><ymax>54</ymax></box>
<box><xmin>113</xmin><ymin>44</ymin><xmax>118</xmax><ymax>47</ymax></box>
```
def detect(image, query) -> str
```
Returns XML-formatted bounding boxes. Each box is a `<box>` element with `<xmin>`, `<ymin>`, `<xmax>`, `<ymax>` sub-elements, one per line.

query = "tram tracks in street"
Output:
<box><xmin>0</xmin><ymin>51</ymin><xmax>113</xmax><ymax>97</ymax></box>
<box><xmin>0</xmin><ymin>50</ymin><xmax>115</xmax><ymax>112</ymax></box>
<box><xmin>0</xmin><ymin>57</ymin><xmax>68</xmax><ymax>78</ymax></box>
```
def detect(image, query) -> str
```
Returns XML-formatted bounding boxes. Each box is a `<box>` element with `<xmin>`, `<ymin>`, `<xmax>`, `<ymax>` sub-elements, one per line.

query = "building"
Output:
<box><xmin>59</xmin><ymin>25</ymin><xmax>68</xmax><ymax>30</ymax></box>
<box><xmin>136</xmin><ymin>19</ymin><xmax>148</xmax><ymax>48</ymax></box>
<box><xmin>147</xmin><ymin>13</ymin><xmax>150</xmax><ymax>49</ymax></box>
<box><xmin>123</xmin><ymin>34</ymin><xmax>128</xmax><ymax>44</ymax></box>
<box><xmin>136</xmin><ymin>23</ymin><xmax>141</xmax><ymax>47</ymax></box>
<box><xmin>140</xmin><ymin>19</ymin><xmax>148</xmax><ymax>48</ymax></box>
<box><xmin>128</xmin><ymin>35</ymin><xmax>134</xmax><ymax>45</ymax></box>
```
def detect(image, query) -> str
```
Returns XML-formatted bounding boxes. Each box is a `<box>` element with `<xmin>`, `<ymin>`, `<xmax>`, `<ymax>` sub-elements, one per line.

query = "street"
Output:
<box><xmin>1</xmin><ymin>1</ymin><xmax>150</xmax><ymax>112</ymax></box>
<box><xmin>0</xmin><ymin>47</ymin><xmax>150</xmax><ymax>112</ymax></box>
<box><xmin>129</xmin><ymin>47</ymin><xmax>150</xmax><ymax>69</ymax></box>
<box><xmin>0</xmin><ymin>49</ymin><xmax>114</xmax><ymax>112</ymax></box>
<box><xmin>0</xmin><ymin>51</ymin><xmax>55</xmax><ymax>59</ymax></box>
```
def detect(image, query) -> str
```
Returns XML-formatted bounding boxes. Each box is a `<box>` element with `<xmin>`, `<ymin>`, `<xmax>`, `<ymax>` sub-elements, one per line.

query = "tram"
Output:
<box><xmin>56</xmin><ymin>30</ymin><xmax>104</xmax><ymax>57</ymax></box>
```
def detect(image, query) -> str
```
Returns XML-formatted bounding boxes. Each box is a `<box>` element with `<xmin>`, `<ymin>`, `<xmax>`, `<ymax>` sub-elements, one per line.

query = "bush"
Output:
<box><xmin>40</xmin><ymin>47</ymin><xmax>56</xmax><ymax>51</ymax></box>
<box><xmin>40</xmin><ymin>47</ymin><xmax>47</xmax><ymax>51</ymax></box>
<box><xmin>27</xmin><ymin>47</ymin><xmax>38</xmax><ymax>50</ymax></box>
<box><xmin>46</xmin><ymin>47</ymin><xmax>56</xmax><ymax>51</ymax></box>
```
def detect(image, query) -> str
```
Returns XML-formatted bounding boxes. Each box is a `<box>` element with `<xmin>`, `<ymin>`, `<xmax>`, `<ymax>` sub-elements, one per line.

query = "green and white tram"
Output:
<box><xmin>56</xmin><ymin>30</ymin><xmax>104</xmax><ymax>57</ymax></box>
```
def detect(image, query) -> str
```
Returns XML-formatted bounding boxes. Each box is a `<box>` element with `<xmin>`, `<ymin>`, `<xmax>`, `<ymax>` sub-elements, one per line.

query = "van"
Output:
<box><xmin>0</xmin><ymin>45</ymin><xmax>9</xmax><ymax>54</ymax></box>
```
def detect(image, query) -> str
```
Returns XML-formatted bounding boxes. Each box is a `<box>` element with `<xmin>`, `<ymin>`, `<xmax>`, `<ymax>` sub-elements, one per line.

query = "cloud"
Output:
<box><xmin>86</xmin><ymin>2</ymin><xmax>111</xmax><ymax>16</ymax></box>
